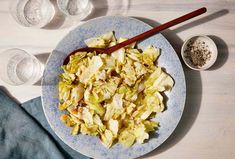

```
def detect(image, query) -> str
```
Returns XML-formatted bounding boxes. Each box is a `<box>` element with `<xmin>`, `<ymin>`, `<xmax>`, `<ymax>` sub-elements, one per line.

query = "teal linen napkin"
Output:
<box><xmin>0</xmin><ymin>88</ymin><xmax>89</xmax><ymax>159</ymax></box>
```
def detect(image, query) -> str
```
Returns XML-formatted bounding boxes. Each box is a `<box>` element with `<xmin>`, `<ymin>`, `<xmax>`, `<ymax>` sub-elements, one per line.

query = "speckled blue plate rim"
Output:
<box><xmin>41</xmin><ymin>16</ymin><xmax>186</xmax><ymax>159</ymax></box>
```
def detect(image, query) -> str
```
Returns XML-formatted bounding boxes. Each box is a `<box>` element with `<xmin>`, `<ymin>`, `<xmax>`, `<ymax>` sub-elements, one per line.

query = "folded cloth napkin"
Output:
<box><xmin>0</xmin><ymin>88</ymin><xmax>89</xmax><ymax>159</ymax></box>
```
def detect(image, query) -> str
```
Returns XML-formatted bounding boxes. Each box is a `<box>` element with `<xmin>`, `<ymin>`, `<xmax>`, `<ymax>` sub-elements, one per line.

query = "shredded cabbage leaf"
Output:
<box><xmin>58</xmin><ymin>31</ymin><xmax>174</xmax><ymax>148</ymax></box>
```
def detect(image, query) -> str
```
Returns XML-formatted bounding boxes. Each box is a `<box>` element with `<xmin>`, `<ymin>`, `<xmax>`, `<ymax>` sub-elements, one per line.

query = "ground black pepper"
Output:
<box><xmin>184</xmin><ymin>39</ymin><xmax>211</xmax><ymax>67</ymax></box>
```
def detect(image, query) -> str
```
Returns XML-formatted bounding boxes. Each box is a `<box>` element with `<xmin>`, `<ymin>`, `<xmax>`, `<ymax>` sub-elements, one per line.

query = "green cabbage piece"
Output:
<box><xmin>80</xmin><ymin>56</ymin><xmax>103</xmax><ymax>84</ymax></box>
<box><xmin>134</xmin><ymin>124</ymin><xmax>149</xmax><ymax>144</ymax></box>
<box><xmin>118</xmin><ymin>130</ymin><xmax>136</xmax><ymax>147</ymax></box>
<box><xmin>101</xmin><ymin>130</ymin><xmax>114</xmax><ymax>148</ymax></box>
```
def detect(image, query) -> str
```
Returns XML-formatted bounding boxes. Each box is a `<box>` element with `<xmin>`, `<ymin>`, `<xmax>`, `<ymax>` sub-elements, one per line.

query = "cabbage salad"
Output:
<box><xmin>58</xmin><ymin>31</ymin><xmax>174</xmax><ymax>148</ymax></box>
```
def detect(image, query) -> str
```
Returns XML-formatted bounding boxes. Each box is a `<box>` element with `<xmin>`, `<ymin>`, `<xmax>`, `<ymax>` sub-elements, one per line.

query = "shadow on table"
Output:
<box><xmin>43</xmin><ymin>0</ymin><xmax>109</xmax><ymax>29</ymax></box>
<box><xmin>43</xmin><ymin>0</ymin><xmax>131</xmax><ymax>29</ymax></box>
<box><xmin>134</xmin><ymin>10</ymin><xmax>229</xmax><ymax>158</ymax></box>
<box><xmin>42</xmin><ymin>0</ymin><xmax>66</xmax><ymax>29</ymax></box>
<box><xmin>83</xmin><ymin>0</ymin><xmax>109</xmax><ymax>21</ymax></box>
<box><xmin>174</xmin><ymin>9</ymin><xmax>229</xmax><ymax>33</ymax></box>
<box><xmin>34</xmin><ymin>53</ymin><xmax>51</xmax><ymax>86</ymax></box>
<box><xmin>36</xmin><ymin>53</ymin><xmax>50</xmax><ymax>65</ymax></box>
<box><xmin>208</xmin><ymin>35</ymin><xmax>229</xmax><ymax>70</ymax></box>
<box><xmin>0</xmin><ymin>86</ymin><xmax>20</xmax><ymax>105</ymax></box>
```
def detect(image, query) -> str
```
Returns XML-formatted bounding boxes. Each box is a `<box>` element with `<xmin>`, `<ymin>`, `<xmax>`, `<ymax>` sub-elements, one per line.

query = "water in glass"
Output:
<box><xmin>10</xmin><ymin>0</ymin><xmax>55</xmax><ymax>28</ymax></box>
<box><xmin>57</xmin><ymin>0</ymin><xmax>92</xmax><ymax>20</ymax></box>
<box><xmin>0</xmin><ymin>49</ymin><xmax>44</xmax><ymax>85</ymax></box>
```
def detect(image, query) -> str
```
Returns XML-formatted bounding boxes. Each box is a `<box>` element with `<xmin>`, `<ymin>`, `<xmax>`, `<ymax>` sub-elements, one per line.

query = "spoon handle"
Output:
<box><xmin>105</xmin><ymin>7</ymin><xmax>207</xmax><ymax>54</ymax></box>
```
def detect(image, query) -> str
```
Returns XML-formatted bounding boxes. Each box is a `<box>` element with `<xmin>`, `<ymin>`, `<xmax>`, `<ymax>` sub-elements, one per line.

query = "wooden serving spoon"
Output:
<box><xmin>64</xmin><ymin>7</ymin><xmax>207</xmax><ymax>65</ymax></box>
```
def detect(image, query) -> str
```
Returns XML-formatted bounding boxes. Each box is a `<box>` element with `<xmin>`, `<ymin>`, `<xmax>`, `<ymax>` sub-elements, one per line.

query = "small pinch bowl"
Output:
<box><xmin>181</xmin><ymin>35</ymin><xmax>218</xmax><ymax>71</ymax></box>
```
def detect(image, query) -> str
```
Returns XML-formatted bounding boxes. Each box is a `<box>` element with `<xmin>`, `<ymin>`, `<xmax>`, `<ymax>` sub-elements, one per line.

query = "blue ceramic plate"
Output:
<box><xmin>42</xmin><ymin>16</ymin><xmax>186</xmax><ymax>159</ymax></box>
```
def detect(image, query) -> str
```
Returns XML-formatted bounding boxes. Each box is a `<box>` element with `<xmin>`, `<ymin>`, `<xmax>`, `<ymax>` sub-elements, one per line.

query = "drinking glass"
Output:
<box><xmin>57</xmin><ymin>0</ymin><xmax>92</xmax><ymax>20</ymax></box>
<box><xmin>9</xmin><ymin>0</ymin><xmax>55</xmax><ymax>28</ymax></box>
<box><xmin>0</xmin><ymin>49</ymin><xmax>44</xmax><ymax>85</ymax></box>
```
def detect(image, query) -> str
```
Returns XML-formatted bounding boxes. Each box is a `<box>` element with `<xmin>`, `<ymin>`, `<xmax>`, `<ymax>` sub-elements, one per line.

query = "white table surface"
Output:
<box><xmin>1</xmin><ymin>0</ymin><xmax>235</xmax><ymax>159</ymax></box>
